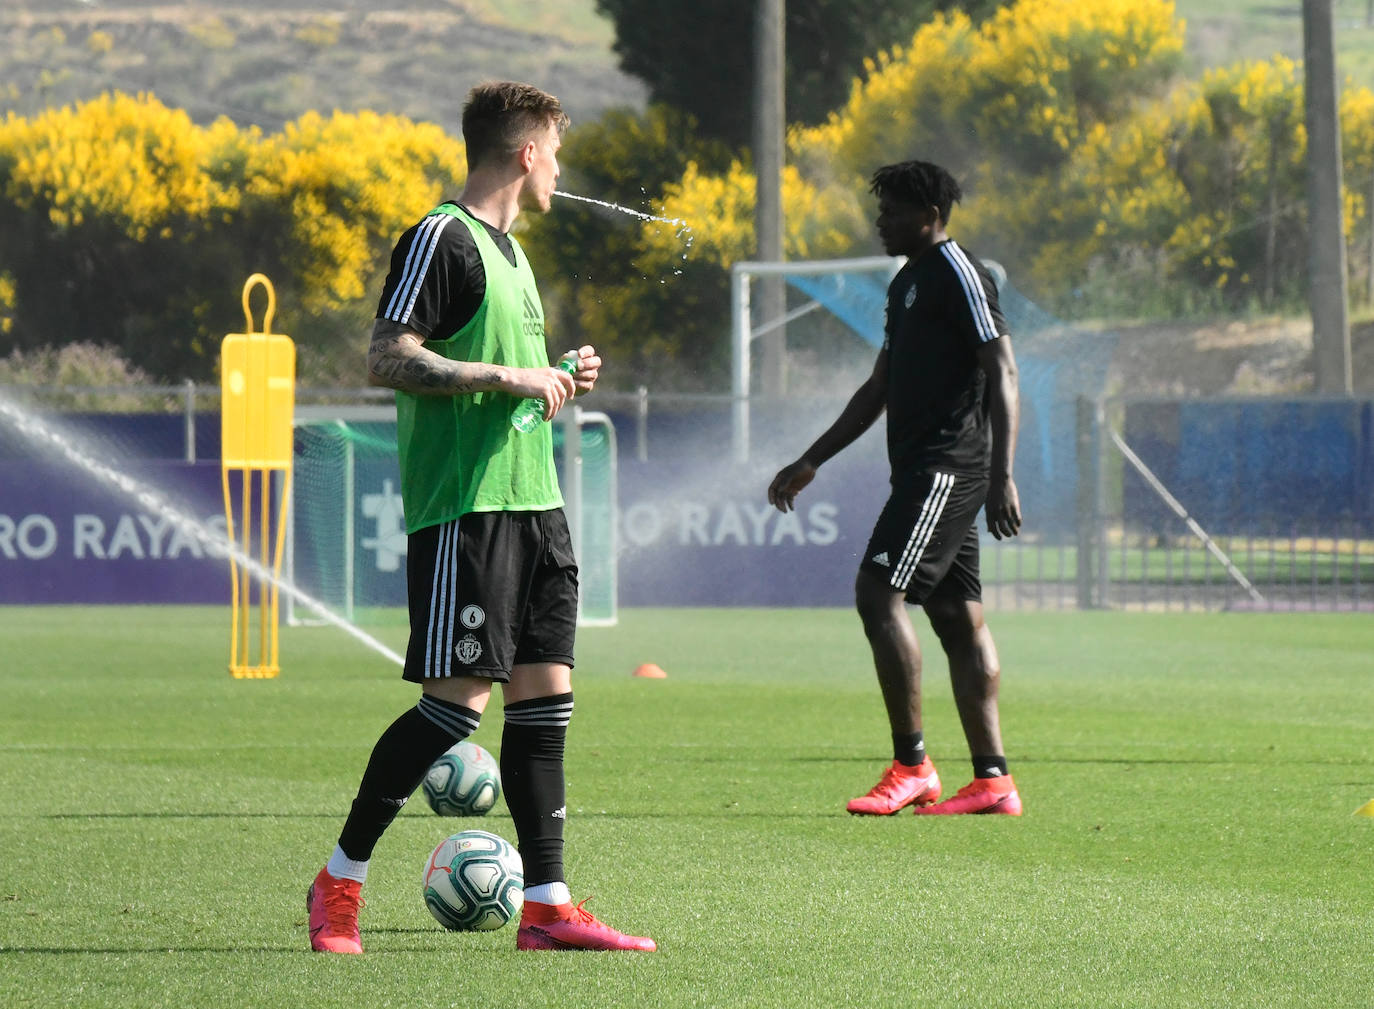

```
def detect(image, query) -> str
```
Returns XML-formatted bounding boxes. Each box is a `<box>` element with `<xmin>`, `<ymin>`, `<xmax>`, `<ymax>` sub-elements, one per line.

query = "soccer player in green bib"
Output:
<box><xmin>306</xmin><ymin>81</ymin><xmax>655</xmax><ymax>954</ymax></box>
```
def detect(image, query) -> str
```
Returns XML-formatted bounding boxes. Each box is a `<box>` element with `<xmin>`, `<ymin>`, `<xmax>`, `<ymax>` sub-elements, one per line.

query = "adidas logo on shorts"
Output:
<box><xmin>871</xmin><ymin>551</ymin><xmax>890</xmax><ymax>567</ymax></box>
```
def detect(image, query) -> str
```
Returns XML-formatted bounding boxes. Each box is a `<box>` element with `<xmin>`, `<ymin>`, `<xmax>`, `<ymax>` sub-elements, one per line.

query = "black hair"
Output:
<box><xmin>869</xmin><ymin>160</ymin><xmax>963</xmax><ymax>224</ymax></box>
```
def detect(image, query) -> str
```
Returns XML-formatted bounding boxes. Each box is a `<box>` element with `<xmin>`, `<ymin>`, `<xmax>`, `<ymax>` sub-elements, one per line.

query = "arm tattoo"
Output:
<box><xmin>367</xmin><ymin>324</ymin><xmax>503</xmax><ymax>396</ymax></box>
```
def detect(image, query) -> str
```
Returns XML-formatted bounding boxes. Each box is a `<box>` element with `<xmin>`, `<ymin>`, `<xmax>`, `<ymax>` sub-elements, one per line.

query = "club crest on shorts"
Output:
<box><xmin>459</xmin><ymin>604</ymin><xmax>485</xmax><ymax>629</ymax></box>
<box><xmin>454</xmin><ymin>633</ymin><xmax>483</xmax><ymax>665</ymax></box>
<box><xmin>904</xmin><ymin>283</ymin><xmax>917</xmax><ymax>308</ymax></box>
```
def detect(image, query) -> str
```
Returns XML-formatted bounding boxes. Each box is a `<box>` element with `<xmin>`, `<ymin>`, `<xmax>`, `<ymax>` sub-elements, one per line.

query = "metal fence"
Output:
<box><xmin>1051</xmin><ymin>396</ymin><xmax>1374</xmax><ymax>612</ymax></box>
<box><xmin>980</xmin><ymin>526</ymin><xmax>1370</xmax><ymax>612</ymax></box>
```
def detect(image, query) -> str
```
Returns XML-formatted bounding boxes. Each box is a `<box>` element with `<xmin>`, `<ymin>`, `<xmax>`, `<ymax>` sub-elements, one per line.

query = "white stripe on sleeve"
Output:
<box><xmin>941</xmin><ymin>242</ymin><xmax>1000</xmax><ymax>343</ymax></box>
<box><xmin>384</xmin><ymin>214</ymin><xmax>453</xmax><ymax>325</ymax></box>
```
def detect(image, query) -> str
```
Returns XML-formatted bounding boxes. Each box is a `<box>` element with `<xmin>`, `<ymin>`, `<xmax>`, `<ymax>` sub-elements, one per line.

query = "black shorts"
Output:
<box><xmin>859</xmin><ymin>471</ymin><xmax>987</xmax><ymax>605</ymax></box>
<box><xmin>402</xmin><ymin>509</ymin><xmax>578</xmax><ymax>683</ymax></box>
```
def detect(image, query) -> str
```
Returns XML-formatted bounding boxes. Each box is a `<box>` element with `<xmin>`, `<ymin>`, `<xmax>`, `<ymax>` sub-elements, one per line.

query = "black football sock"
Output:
<box><xmin>500</xmin><ymin>692</ymin><xmax>573</xmax><ymax>888</ymax></box>
<box><xmin>972</xmin><ymin>754</ymin><xmax>1009</xmax><ymax>779</ymax></box>
<box><xmin>337</xmin><ymin>695</ymin><xmax>481</xmax><ymax>861</ymax></box>
<box><xmin>893</xmin><ymin>731</ymin><xmax>926</xmax><ymax>767</ymax></box>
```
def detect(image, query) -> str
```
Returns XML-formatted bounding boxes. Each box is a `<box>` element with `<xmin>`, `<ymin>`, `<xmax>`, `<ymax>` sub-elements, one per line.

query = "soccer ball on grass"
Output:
<box><xmin>422</xmin><ymin>741</ymin><xmax>501</xmax><ymax>816</ymax></box>
<box><xmin>422</xmin><ymin>829</ymin><xmax>524</xmax><ymax>931</ymax></box>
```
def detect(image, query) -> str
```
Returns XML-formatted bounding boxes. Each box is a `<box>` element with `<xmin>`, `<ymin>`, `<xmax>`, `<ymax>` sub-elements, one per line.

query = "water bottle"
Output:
<box><xmin>511</xmin><ymin>353</ymin><xmax>579</xmax><ymax>432</ymax></box>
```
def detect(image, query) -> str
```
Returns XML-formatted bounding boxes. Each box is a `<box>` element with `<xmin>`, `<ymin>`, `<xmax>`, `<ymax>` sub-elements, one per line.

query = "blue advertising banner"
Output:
<box><xmin>289</xmin><ymin>440</ymin><xmax>893</xmax><ymax>610</ymax></box>
<box><xmin>0</xmin><ymin>459</ymin><xmax>231</xmax><ymax>604</ymax></box>
<box><xmin>1122</xmin><ymin>398</ymin><xmax>1374</xmax><ymax>531</ymax></box>
<box><xmin>0</xmin><ymin>434</ymin><xmax>897</xmax><ymax>608</ymax></box>
<box><xmin>613</xmin><ymin>451</ymin><xmax>887</xmax><ymax>607</ymax></box>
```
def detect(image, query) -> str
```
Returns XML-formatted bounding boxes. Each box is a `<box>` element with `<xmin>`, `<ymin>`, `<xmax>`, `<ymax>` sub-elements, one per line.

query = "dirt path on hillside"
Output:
<box><xmin>1101</xmin><ymin>317</ymin><xmax>1374</xmax><ymax>397</ymax></box>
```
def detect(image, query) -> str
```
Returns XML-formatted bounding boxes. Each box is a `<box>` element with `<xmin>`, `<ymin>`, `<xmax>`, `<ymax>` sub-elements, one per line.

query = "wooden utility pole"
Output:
<box><xmin>753</xmin><ymin>0</ymin><xmax>787</xmax><ymax>397</ymax></box>
<box><xmin>1303</xmin><ymin>0</ymin><xmax>1353</xmax><ymax>394</ymax></box>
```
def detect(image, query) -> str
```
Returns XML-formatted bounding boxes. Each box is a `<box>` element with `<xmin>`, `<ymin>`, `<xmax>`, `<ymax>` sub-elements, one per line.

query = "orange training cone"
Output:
<box><xmin>632</xmin><ymin>663</ymin><xmax>667</xmax><ymax>679</ymax></box>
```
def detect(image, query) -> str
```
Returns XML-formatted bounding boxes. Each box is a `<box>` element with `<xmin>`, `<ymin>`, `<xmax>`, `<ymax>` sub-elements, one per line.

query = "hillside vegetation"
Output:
<box><xmin>3</xmin><ymin>0</ymin><xmax>1374</xmax><ymax>395</ymax></box>
<box><xmin>0</xmin><ymin>1</ymin><xmax>644</xmax><ymax>130</ymax></box>
<box><xmin>1177</xmin><ymin>0</ymin><xmax>1374</xmax><ymax>89</ymax></box>
<box><xmin>10</xmin><ymin>1</ymin><xmax>1374</xmax><ymax>133</ymax></box>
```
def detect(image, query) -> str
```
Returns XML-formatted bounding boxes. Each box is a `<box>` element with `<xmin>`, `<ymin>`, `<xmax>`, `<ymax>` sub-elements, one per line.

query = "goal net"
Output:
<box><xmin>286</xmin><ymin>406</ymin><xmax>618</xmax><ymax>627</ymax></box>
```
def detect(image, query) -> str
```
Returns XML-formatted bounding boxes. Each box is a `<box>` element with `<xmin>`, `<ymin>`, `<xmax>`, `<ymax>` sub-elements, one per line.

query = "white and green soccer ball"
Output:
<box><xmin>422</xmin><ymin>829</ymin><xmax>524</xmax><ymax>931</ymax></box>
<box><xmin>422</xmin><ymin>741</ymin><xmax>501</xmax><ymax>816</ymax></box>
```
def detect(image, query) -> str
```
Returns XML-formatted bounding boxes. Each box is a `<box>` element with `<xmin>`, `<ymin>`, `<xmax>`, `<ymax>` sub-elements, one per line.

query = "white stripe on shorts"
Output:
<box><xmin>892</xmin><ymin>473</ymin><xmax>956</xmax><ymax>590</ymax></box>
<box><xmin>424</xmin><ymin>520</ymin><xmax>461</xmax><ymax>678</ymax></box>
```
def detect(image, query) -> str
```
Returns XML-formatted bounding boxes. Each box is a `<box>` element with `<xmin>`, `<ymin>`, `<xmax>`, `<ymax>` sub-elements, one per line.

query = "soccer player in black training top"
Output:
<box><xmin>768</xmin><ymin>159</ymin><xmax>1024</xmax><ymax>816</ymax></box>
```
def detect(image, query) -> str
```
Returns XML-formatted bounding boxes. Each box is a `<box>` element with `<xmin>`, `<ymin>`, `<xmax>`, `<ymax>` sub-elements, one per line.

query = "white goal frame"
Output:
<box><xmin>730</xmin><ymin>255</ymin><xmax>902</xmax><ymax>462</ymax></box>
<box><xmin>285</xmin><ymin>405</ymin><xmax>618</xmax><ymax>627</ymax></box>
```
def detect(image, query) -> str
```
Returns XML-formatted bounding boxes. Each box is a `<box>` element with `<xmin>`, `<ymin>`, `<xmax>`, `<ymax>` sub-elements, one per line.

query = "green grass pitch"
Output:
<box><xmin>0</xmin><ymin>606</ymin><xmax>1371</xmax><ymax>1009</ymax></box>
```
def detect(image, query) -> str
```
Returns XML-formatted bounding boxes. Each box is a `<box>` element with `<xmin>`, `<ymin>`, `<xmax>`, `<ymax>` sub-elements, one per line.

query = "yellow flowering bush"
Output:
<box><xmin>655</xmin><ymin>0</ymin><xmax>1185</xmax><ymax>279</ymax></box>
<box><xmin>641</xmin><ymin>160</ymin><xmax>866</xmax><ymax>269</ymax></box>
<box><xmin>0</xmin><ymin>93</ymin><xmax>466</xmax><ymax>379</ymax></box>
<box><xmin>0</xmin><ymin>270</ymin><xmax>14</xmax><ymax>335</ymax></box>
<box><xmin>244</xmin><ymin>109</ymin><xmax>466</xmax><ymax>311</ymax></box>
<box><xmin>1029</xmin><ymin>58</ymin><xmax>1320</xmax><ymax>309</ymax></box>
<box><xmin>801</xmin><ymin>13</ymin><xmax>980</xmax><ymax>184</ymax></box>
<box><xmin>85</xmin><ymin>30</ymin><xmax>114</xmax><ymax>56</ymax></box>
<box><xmin>963</xmin><ymin>0</ymin><xmax>1183</xmax><ymax>167</ymax></box>
<box><xmin>0</xmin><ymin>92</ymin><xmax>246</xmax><ymax>239</ymax></box>
<box><xmin>1340</xmin><ymin>85</ymin><xmax>1374</xmax><ymax>267</ymax></box>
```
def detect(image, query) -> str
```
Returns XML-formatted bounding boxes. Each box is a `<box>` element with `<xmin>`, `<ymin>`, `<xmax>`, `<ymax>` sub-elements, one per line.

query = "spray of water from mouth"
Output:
<box><xmin>0</xmin><ymin>392</ymin><xmax>406</xmax><ymax>668</ymax></box>
<box><xmin>553</xmin><ymin>190</ymin><xmax>685</xmax><ymax>227</ymax></box>
<box><xmin>552</xmin><ymin>191</ymin><xmax>695</xmax><ymax>274</ymax></box>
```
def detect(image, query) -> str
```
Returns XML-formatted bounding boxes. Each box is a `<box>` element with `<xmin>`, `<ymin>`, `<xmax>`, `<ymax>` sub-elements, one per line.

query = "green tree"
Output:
<box><xmin>593</xmin><ymin>0</ymin><xmax>997</xmax><ymax>149</ymax></box>
<box><xmin>521</xmin><ymin>104</ymin><xmax>735</xmax><ymax>390</ymax></box>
